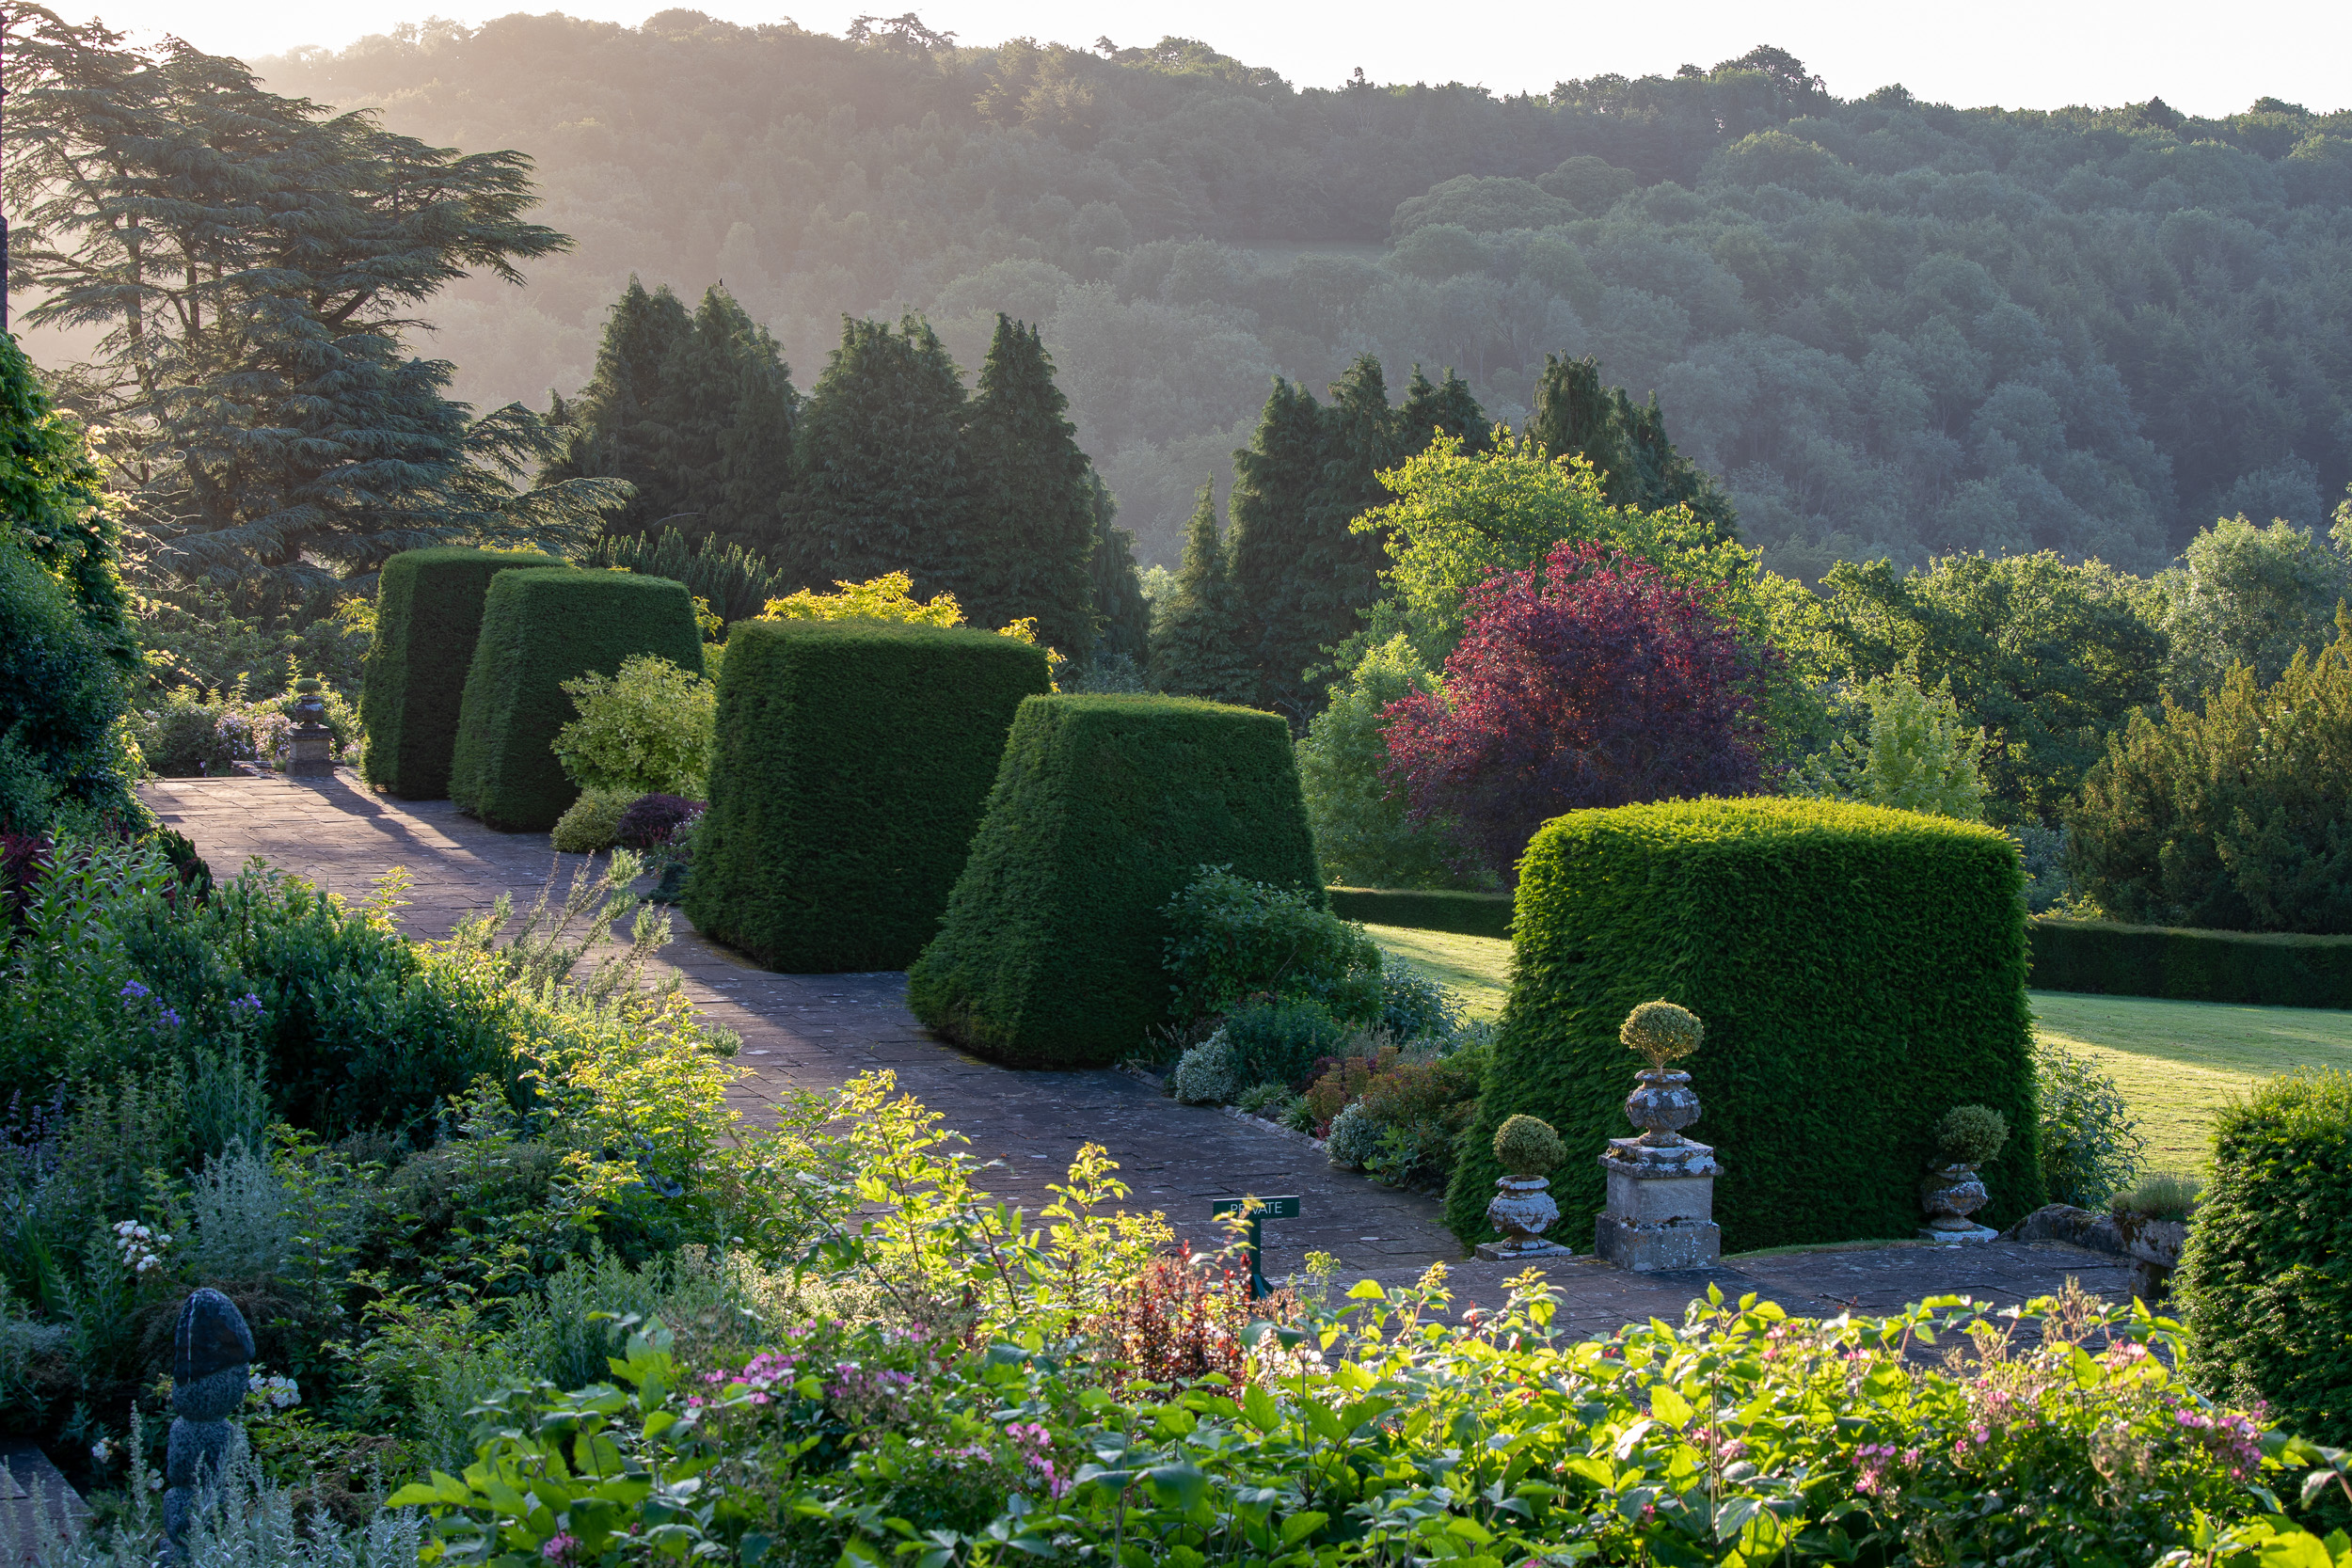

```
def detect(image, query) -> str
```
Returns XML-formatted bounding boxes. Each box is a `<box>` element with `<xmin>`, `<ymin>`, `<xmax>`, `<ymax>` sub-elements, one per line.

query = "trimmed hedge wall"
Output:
<box><xmin>2029</xmin><ymin>917</ymin><xmax>2352</xmax><ymax>1009</ymax></box>
<box><xmin>1327</xmin><ymin>887</ymin><xmax>1513</xmax><ymax>941</ymax></box>
<box><xmin>1444</xmin><ymin>798</ymin><xmax>2043</xmax><ymax>1254</ymax></box>
<box><xmin>684</xmin><ymin>620</ymin><xmax>1050</xmax><ymax>972</ymax></box>
<box><xmin>359</xmin><ymin>548</ymin><xmax>564</xmax><ymax>799</ymax></box>
<box><xmin>448</xmin><ymin>568</ymin><xmax>703</xmax><ymax>832</ymax></box>
<box><xmin>2176</xmin><ymin>1069</ymin><xmax>2352</xmax><ymax>1463</ymax></box>
<box><xmin>908</xmin><ymin>694</ymin><xmax>1324</xmax><ymax>1069</ymax></box>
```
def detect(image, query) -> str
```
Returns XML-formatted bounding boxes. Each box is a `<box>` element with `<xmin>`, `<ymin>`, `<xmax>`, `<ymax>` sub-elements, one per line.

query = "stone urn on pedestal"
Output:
<box><xmin>1919</xmin><ymin>1103</ymin><xmax>2007</xmax><ymax>1243</ymax></box>
<box><xmin>284</xmin><ymin>678</ymin><xmax>335</xmax><ymax>777</ymax></box>
<box><xmin>1595</xmin><ymin>1000</ymin><xmax>1724</xmax><ymax>1272</ymax></box>
<box><xmin>1476</xmin><ymin>1115</ymin><xmax>1573</xmax><ymax>1260</ymax></box>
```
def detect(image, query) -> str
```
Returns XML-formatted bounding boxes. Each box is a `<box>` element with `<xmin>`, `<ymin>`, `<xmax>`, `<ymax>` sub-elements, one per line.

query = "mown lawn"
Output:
<box><xmin>1366</xmin><ymin>926</ymin><xmax>2352</xmax><ymax>1172</ymax></box>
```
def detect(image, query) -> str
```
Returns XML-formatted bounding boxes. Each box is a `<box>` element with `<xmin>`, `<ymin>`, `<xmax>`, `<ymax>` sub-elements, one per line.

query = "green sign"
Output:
<box><xmin>1212</xmin><ymin>1195</ymin><xmax>1300</xmax><ymax>1220</ymax></box>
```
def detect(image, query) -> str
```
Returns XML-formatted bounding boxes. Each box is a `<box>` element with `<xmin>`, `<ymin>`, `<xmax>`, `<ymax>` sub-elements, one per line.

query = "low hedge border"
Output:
<box><xmin>1326</xmin><ymin>887</ymin><xmax>1513</xmax><ymax>941</ymax></box>
<box><xmin>2029</xmin><ymin>917</ymin><xmax>2352</xmax><ymax>1010</ymax></box>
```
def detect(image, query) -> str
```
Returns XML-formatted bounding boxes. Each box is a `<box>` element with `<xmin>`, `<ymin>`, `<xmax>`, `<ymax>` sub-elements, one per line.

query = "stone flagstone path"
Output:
<box><xmin>141</xmin><ymin>770</ymin><xmax>2132</xmax><ymax>1336</ymax></box>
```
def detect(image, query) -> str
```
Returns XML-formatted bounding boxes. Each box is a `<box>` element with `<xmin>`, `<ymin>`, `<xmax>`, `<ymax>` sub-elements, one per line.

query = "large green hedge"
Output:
<box><xmin>448</xmin><ymin>568</ymin><xmax>703</xmax><ymax>832</ymax></box>
<box><xmin>2177</xmin><ymin>1069</ymin><xmax>2352</xmax><ymax>1464</ymax></box>
<box><xmin>684</xmin><ymin>620</ymin><xmax>1050</xmax><ymax>972</ymax></box>
<box><xmin>1327</xmin><ymin>887</ymin><xmax>1513</xmax><ymax>941</ymax></box>
<box><xmin>360</xmin><ymin>548</ymin><xmax>564</xmax><ymax>799</ymax></box>
<box><xmin>2029</xmin><ymin>917</ymin><xmax>2352</xmax><ymax>1009</ymax></box>
<box><xmin>908</xmin><ymin>694</ymin><xmax>1323</xmax><ymax>1068</ymax></box>
<box><xmin>1444</xmin><ymin>798</ymin><xmax>2042</xmax><ymax>1253</ymax></box>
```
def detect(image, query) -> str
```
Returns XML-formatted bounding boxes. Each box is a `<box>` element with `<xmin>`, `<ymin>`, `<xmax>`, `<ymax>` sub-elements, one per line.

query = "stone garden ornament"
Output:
<box><xmin>1595</xmin><ymin>1000</ymin><xmax>1724</xmax><ymax>1271</ymax></box>
<box><xmin>165</xmin><ymin>1287</ymin><xmax>254</xmax><ymax>1557</ymax></box>
<box><xmin>1920</xmin><ymin>1103</ymin><xmax>2007</xmax><ymax>1243</ymax></box>
<box><xmin>1477</xmin><ymin>1115</ymin><xmax>1572</xmax><ymax>1259</ymax></box>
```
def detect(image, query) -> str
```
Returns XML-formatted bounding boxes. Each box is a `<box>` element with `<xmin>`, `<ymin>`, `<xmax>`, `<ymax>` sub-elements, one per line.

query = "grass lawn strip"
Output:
<box><xmin>1364</xmin><ymin>923</ymin><xmax>1513</xmax><ymax>1018</ymax></box>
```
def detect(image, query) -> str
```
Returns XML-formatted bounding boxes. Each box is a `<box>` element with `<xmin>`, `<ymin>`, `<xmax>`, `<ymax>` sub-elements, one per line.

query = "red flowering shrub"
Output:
<box><xmin>1384</xmin><ymin>542</ymin><xmax>1777</xmax><ymax>881</ymax></box>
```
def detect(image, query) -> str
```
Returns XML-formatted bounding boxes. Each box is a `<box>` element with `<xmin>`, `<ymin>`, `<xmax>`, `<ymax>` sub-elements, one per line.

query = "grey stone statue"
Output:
<box><xmin>164</xmin><ymin>1289</ymin><xmax>253</xmax><ymax>1555</ymax></box>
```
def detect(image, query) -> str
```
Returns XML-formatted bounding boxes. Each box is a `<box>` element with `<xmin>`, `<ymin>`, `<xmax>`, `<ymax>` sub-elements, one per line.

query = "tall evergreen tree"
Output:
<box><xmin>1225</xmin><ymin>377</ymin><xmax>1330</xmax><ymax>717</ymax></box>
<box><xmin>1529</xmin><ymin>354</ymin><xmax>1739</xmax><ymax>539</ymax></box>
<box><xmin>1395</xmin><ymin>367</ymin><xmax>1492</xmax><ymax>456</ymax></box>
<box><xmin>781</xmin><ymin>315</ymin><xmax>967</xmax><ymax>595</ymax></box>
<box><xmin>1229</xmin><ymin>358</ymin><xmax>1492</xmax><ymax>724</ymax></box>
<box><xmin>960</xmin><ymin>315</ymin><xmax>1095</xmax><ymax>654</ymax></box>
<box><xmin>545</xmin><ymin>279</ymin><xmax>696</xmax><ymax>532</ymax></box>
<box><xmin>1149</xmin><ymin>480</ymin><xmax>1254</xmax><ymax>703</ymax></box>
<box><xmin>1086</xmin><ymin>473</ymin><xmax>1152</xmax><ymax>666</ymax></box>
<box><xmin>547</xmin><ymin>281</ymin><xmax>795</xmax><ymax>552</ymax></box>
<box><xmin>3</xmin><ymin>13</ymin><xmax>620</xmax><ymax>599</ymax></box>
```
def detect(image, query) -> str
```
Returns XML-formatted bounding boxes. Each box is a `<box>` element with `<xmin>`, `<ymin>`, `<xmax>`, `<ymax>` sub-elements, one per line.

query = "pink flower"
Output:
<box><xmin>542</xmin><ymin>1534</ymin><xmax>580</xmax><ymax>1562</ymax></box>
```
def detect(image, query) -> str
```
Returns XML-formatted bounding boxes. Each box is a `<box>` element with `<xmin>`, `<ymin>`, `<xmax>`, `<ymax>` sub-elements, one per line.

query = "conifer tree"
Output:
<box><xmin>3</xmin><ymin>13</ymin><xmax>621</xmax><ymax>598</ymax></box>
<box><xmin>1150</xmin><ymin>480</ymin><xmax>1254</xmax><ymax>703</ymax></box>
<box><xmin>545</xmin><ymin>279</ymin><xmax>696</xmax><ymax>533</ymax></box>
<box><xmin>1086</xmin><ymin>474</ymin><xmax>1152</xmax><ymax>666</ymax></box>
<box><xmin>1225</xmin><ymin>377</ymin><xmax>1330</xmax><ymax>715</ymax></box>
<box><xmin>1229</xmin><ymin>358</ymin><xmax>1493</xmax><ymax>724</ymax></box>
<box><xmin>548</xmin><ymin>282</ymin><xmax>796</xmax><ymax>552</ymax></box>
<box><xmin>1529</xmin><ymin>354</ymin><xmax>1738</xmax><ymax>539</ymax></box>
<box><xmin>780</xmin><ymin>315</ymin><xmax>967</xmax><ymax>594</ymax></box>
<box><xmin>960</xmin><ymin>315</ymin><xmax>1096</xmax><ymax>654</ymax></box>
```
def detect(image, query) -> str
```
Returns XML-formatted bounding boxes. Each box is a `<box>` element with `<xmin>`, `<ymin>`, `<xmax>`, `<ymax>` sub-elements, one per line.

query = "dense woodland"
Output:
<box><xmin>258</xmin><ymin>15</ymin><xmax>2352</xmax><ymax>572</ymax></box>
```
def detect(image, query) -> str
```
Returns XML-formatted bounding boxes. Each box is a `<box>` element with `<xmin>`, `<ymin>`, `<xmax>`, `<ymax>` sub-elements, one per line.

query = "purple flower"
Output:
<box><xmin>119</xmin><ymin>981</ymin><xmax>150</xmax><ymax>1004</ymax></box>
<box><xmin>230</xmin><ymin>992</ymin><xmax>263</xmax><ymax>1016</ymax></box>
<box><xmin>155</xmin><ymin>1007</ymin><xmax>183</xmax><ymax>1029</ymax></box>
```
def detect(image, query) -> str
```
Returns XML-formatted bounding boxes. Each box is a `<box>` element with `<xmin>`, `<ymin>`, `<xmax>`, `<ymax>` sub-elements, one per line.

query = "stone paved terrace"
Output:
<box><xmin>141</xmin><ymin>770</ymin><xmax>2133</xmax><ymax>1336</ymax></box>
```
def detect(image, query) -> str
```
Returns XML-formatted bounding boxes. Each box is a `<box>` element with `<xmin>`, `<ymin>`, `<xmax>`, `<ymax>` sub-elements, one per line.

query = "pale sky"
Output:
<box><xmin>40</xmin><ymin>0</ymin><xmax>2352</xmax><ymax>119</ymax></box>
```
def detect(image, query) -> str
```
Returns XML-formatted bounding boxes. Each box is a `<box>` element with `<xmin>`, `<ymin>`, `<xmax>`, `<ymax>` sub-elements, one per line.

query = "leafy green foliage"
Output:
<box><xmin>2027</xmin><ymin>917</ymin><xmax>2352</xmax><ymax>1007</ymax></box>
<box><xmin>550</xmin><ymin>787</ymin><xmax>638</xmax><ymax>854</ymax></box>
<box><xmin>0</xmin><ymin>330</ymin><xmax>131</xmax><ymax>662</ymax></box>
<box><xmin>1325</xmin><ymin>886</ymin><xmax>1513</xmax><ymax>937</ymax></box>
<box><xmin>2160</xmin><ymin>510</ymin><xmax>2352</xmax><ymax>697</ymax></box>
<box><xmin>1795</xmin><ymin>673</ymin><xmax>1990</xmax><ymax>820</ymax></box>
<box><xmin>908</xmin><ymin>695</ymin><xmax>1323</xmax><ymax>1068</ymax></box>
<box><xmin>0</xmin><ymin>535</ymin><xmax>136</xmax><ymax>831</ymax></box>
<box><xmin>2033</xmin><ymin>1036</ymin><xmax>2147</xmax><ymax>1208</ymax></box>
<box><xmin>1085</xmin><ymin>474</ymin><xmax>1152</xmax><ymax>667</ymax></box>
<box><xmin>1295</xmin><ymin>635</ymin><xmax>1475</xmax><ymax>890</ymax></box>
<box><xmin>1160</xmin><ymin>865</ymin><xmax>1380</xmax><ymax>1024</ymax></box>
<box><xmin>2071</xmin><ymin>615</ymin><xmax>2352</xmax><ymax>932</ymax></box>
<box><xmin>1529</xmin><ymin>353</ymin><xmax>1739</xmax><ymax>539</ymax></box>
<box><xmin>553</xmin><ymin>655</ymin><xmax>716</xmax><ymax>799</ymax></box>
<box><xmin>359</xmin><ymin>548</ymin><xmax>564</xmax><ymax>800</ymax></box>
<box><xmin>1933</xmin><ymin>1103</ymin><xmax>2009</xmax><ymax>1166</ymax></box>
<box><xmin>686</xmin><ymin>620</ymin><xmax>1049</xmax><ymax>972</ymax></box>
<box><xmin>1803</xmin><ymin>552</ymin><xmax>2167</xmax><ymax>824</ymax></box>
<box><xmin>2178</xmin><ymin>1069</ymin><xmax>2352</xmax><ymax>1459</ymax></box>
<box><xmin>450</xmin><ymin>568</ymin><xmax>705</xmax><ymax>832</ymax></box>
<box><xmin>1449</xmin><ymin>798</ymin><xmax>2042</xmax><ymax>1250</ymax></box>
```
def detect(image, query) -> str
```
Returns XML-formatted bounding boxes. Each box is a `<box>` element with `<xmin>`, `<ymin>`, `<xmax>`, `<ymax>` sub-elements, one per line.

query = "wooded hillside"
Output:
<box><xmin>264</xmin><ymin>15</ymin><xmax>2352</xmax><ymax>571</ymax></box>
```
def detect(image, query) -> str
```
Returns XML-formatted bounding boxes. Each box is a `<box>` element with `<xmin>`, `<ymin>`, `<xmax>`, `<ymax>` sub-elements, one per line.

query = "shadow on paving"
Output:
<box><xmin>140</xmin><ymin>771</ymin><xmax>2137</xmax><ymax>1332</ymax></box>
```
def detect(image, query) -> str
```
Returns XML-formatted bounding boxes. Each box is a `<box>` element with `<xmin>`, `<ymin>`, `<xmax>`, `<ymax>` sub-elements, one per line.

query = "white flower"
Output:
<box><xmin>90</xmin><ymin>1439</ymin><xmax>116</xmax><ymax>1465</ymax></box>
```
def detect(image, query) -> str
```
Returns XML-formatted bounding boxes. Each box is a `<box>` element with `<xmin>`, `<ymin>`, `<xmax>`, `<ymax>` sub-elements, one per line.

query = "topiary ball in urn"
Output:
<box><xmin>1620</xmin><ymin>1000</ymin><xmax>1705</xmax><ymax>1144</ymax></box>
<box><xmin>1480</xmin><ymin>1115</ymin><xmax>1571</xmax><ymax>1259</ymax></box>
<box><xmin>1921</xmin><ymin>1103</ymin><xmax>2008</xmax><ymax>1243</ymax></box>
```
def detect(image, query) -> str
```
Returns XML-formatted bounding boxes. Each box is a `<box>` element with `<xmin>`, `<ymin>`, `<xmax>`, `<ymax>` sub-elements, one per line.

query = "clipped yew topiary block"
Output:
<box><xmin>358</xmin><ymin>547</ymin><xmax>564</xmax><ymax>799</ymax></box>
<box><xmin>1443</xmin><ymin>798</ymin><xmax>2042</xmax><ymax>1253</ymax></box>
<box><xmin>684</xmin><ymin>619</ymin><xmax>1050</xmax><ymax>972</ymax></box>
<box><xmin>448</xmin><ymin>568</ymin><xmax>703</xmax><ymax>832</ymax></box>
<box><xmin>908</xmin><ymin>694</ymin><xmax>1324</xmax><ymax>1069</ymax></box>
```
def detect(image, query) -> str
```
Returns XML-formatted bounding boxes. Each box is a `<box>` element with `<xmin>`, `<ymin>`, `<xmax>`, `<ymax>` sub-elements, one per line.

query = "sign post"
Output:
<box><xmin>1209</xmin><ymin>1195</ymin><xmax>1299</xmax><ymax>1299</ymax></box>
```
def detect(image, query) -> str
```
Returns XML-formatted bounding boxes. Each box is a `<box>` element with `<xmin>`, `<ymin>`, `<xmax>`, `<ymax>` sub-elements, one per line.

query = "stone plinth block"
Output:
<box><xmin>285</xmin><ymin>726</ymin><xmax>335</xmax><ymax>777</ymax></box>
<box><xmin>1916</xmin><ymin>1222</ymin><xmax>1997</xmax><ymax>1244</ymax></box>
<box><xmin>1473</xmin><ymin>1237</ymin><xmax>1574</xmax><ymax>1262</ymax></box>
<box><xmin>1594</xmin><ymin>1138</ymin><xmax>1723</xmax><ymax>1273</ymax></box>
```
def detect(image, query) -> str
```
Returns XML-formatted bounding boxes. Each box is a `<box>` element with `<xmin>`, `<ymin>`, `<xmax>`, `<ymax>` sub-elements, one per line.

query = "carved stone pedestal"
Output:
<box><xmin>1594</xmin><ymin>1136</ymin><xmax>1723</xmax><ymax>1272</ymax></box>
